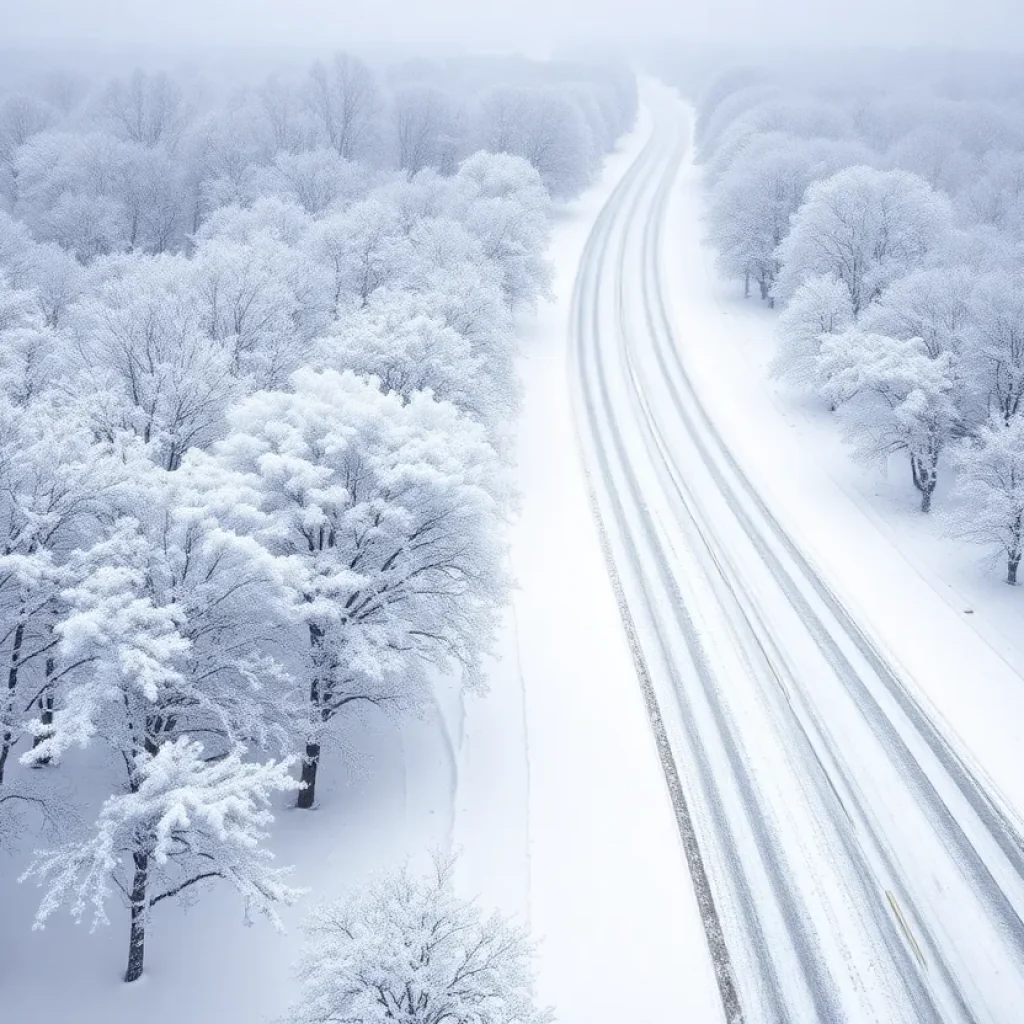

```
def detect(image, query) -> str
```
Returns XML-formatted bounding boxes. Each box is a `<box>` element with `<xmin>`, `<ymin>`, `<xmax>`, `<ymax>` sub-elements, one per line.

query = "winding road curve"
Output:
<box><xmin>569</xmin><ymin>93</ymin><xmax>1024</xmax><ymax>1024</ymax></box>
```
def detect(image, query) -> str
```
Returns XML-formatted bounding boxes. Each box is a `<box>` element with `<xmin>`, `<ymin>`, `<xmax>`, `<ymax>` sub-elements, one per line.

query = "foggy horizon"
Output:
<box><xmin>1</xmin><ymin>0</ymin><xmax>1022</xmax><ymax>54</ymax></box>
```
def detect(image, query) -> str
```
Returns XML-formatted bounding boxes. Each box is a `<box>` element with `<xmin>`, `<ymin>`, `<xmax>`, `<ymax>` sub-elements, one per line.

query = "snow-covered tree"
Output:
<box><xmin>0</xmin><ymin>403</ymin><xmax>116</xmax><ymax>790</ymax></box>
<box><xmin>474</xmin><ymin>85</ymin><xmax>594</xmax><ymax>200</ymax></box>
<box><xmin>707</xmin><ymin>134</ymin><xmax>869</xmax><ymax>302</ymax></box>
<box><xmin>178</xmin><ymin>103</ymin><xmax>272</xmax><ymax>233</ymax></box>
<box><xmin>818</xmin><ymin>330</ymin><xmax>959</xmax><ymax>511</ymax></box>
<box><xmin>306</xmin><ymin>53</ymin><xmax>382</xmax><ymax>162</ymax></box>
<box><xmin>695</xmin><ymin>68</ymin><xmax>774</xmax><ymax>151</ymax></box>
<box><xmin>203</xmin><ymin>368</ymin><xmax>508</xmax><ymax>808</ymax></box>
<box><xmin>452</xmin><ymin>151</ymin><xmax>552</xmax><ymax>310</ymax></box>
<box><xmin>289</xmin><ymin>855</ymin><xmax>551</xmax><ymax>1024</ymax></box>
<box><xmin>704</xmin><ymin>96</ymin><xmax>854</xmax><ymax>187</ymax></box>
<box><xmin>248</xmin><ymin>148</ymin><xmax>368</xmax><ymax>216</ymax></box>
<box><xmin>190</xmin><ymin>231</ymin><xmax>308</xmax><ymax>388</ymax></box>
<box><xmin>949</xmin><ymin>414</ymin><xmax>1024</xmax><ymax>584</ymax></box>
<box><xmin>961</xmin><ymin>272</ymin><xmax>1024</xmax><ymax>426</ymax></box>
<box><xmin>885</xmin><ymin>126</ymin><xmax>977</xmax><ymax>195</ymax></box>
<box><xmin>116</xmin><ymin>141</ymin><xmax>186</xmax><ymax>253</ymax></box>
<box><xmin>315</xmin><ymin>297</ymin><xmax>485</xmax><ymax>422</ymax></box>
<box><xmin>0</xmin><ymin>211</ymin><xmax>42</xmax><ymax>286</ymax></box>
<box><xmin>0</xmin><ymin>94</ymin><xmax>55</xmax><ymax>164</ymax></box>
<box><xmin>13</xmin><ymin>130</ymin><xmax>185</xmax><ymax>258</ymax></box>
<box><xmin>302</xmin><ymin>197</ymin><xmax>411</xmax><ymax>317</ymax></box>
<box><xmin>23</xmin><ymin>739</ymin><xmax>300</xmax><ymax>981</ymax></box>
<box><xmin>66</xmin><ymin>255</ymin><xmax>239</xmax><ymax>469</ymax></box>
<box><xmin>102</xmin><ymin>69</ymin><xmax>189</xmax><ymax>149</ymax></box>
<box><xmin>774</xmin><ymin>166</ymin><xmax>953</xmax><ymax>313</ymax></box>
<box><xmin>508</xmin><ymin>88</ymin><xmax>592</xmax><ymax>201</ymax></box>
<box><xmin>957</xmin><ymin>151</ymin><xmax>1024</xmax><ymax>239</ymax></box>
<box><xmin>17</xmin><ymin>448</ymin><xmax>306</xmax><ymax>979</ymax></box>
<box><xmin>22</xmin><ymin>243</ymin><xmax>83</xmax><ymax>329</ymax></box>
<box><xmin>476</xmin><ymin>87</ymin><xmax>530</xmax><ymax>154</ymax></box>
<box><xmin>258</xmin><ymin>74</ymin><xmax>317</xmax><ymax>153</ymax></box>
<box><xmin>196</xmin><ymin>196</ymin><xmax>311</xmax><ymax>248</ymax></box>
<box><xmin>930</xmin><ymin>223</ymin><xmax>1023</xmax><ymax>276</ymax></box>
<box><xmin>0</xmin><ymin>276</ymin><xmax>60</xmax><ymax>400</ymax></box>
<box><xmin>391</xmin><ymin>234</ymin><xmax>521</xmax><ymax>434</ymax></box>
<box><xmin>772</xmin><ymin>274</ymin><xmax>855</xmax><ymax>393</ymax></box>
<box><xmin>392</xmin><ymin>85</ymin><xmax>461</xmax><ymax>178</ymax></box>
<box><xmin>861</xmin><ymin>266</ymin><xmax>977</xmax><ymax>360</ymax></box>
<box><xmin>24</xmin><ymin>477</ymin><xmax>284</xmax><ymax>761</ymax></box>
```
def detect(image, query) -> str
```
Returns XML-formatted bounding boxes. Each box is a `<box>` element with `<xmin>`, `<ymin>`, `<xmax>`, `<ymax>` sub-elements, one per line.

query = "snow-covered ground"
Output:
<box><xmin>0</xmin><ymin>704</ymin><xmax>460</xmax><ymax>1021</ymax></box>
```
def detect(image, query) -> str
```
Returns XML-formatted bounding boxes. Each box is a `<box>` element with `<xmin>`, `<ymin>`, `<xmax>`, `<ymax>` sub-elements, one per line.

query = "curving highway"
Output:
<box><xmin>569</xmin><ymin>93</ymin><xmax>1024</xmax><ymax>1024</ymax></box>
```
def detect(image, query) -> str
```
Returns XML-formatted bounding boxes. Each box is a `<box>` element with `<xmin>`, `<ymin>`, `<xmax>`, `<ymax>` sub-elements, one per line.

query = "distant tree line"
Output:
<box><xmin>0</xmin><ymin>53</ymin><xmax>637</xmax><ymax>257</ymax></box>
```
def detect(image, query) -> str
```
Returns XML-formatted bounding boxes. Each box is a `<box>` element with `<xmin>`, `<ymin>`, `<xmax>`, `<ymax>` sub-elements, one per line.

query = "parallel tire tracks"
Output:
<box><xmin>569</xmin><ymin>96</ymin><xmax>1024</xmax><ymax>1024</ymax></box>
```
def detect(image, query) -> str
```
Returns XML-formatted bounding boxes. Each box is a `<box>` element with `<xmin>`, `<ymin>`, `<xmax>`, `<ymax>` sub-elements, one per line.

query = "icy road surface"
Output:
<box><xmin>571</xmin><ymin>87</ymin><xmax>1024</xmax><ymax>1024</ymax></box>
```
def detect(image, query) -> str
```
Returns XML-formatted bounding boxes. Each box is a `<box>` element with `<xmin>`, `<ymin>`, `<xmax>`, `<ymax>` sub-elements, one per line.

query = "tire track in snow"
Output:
<box><xmin>644</xmin><ymin>103</ymin><xmax>1024</xmax><ymax>970</ymax></box>
<box><xmin>568</xmin><ymin>123</ymin><xmax>745</xmax><ymax>1024</ymax></box>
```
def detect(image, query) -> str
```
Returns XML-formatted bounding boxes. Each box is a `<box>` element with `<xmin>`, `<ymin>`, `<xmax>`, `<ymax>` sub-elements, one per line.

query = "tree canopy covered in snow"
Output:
<box><xmin>290</xmin><ymin>855</ymin><xmax>552</xmax><ymax>1024</ymax></box>
<box><xmin>699</xmin><ymin>57</ymin><xmax>1024</xmax><ymax>568</ymax></box>
<box><xmin>0</xmin><ymin>46</ymin><xmax>635</xmax><ymax>986</ymax></box>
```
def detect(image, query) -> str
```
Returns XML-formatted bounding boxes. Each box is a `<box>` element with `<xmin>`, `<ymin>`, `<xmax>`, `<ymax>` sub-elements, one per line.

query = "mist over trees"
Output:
<box><xmin>0</xmin><ymin>52</ymin><xmax>637</xmax><ymax>242</ymax></box>
<box><xmin>698</xmin><ymin>56</ymin><xmax>1024</xmax><ymax>579</ymax></box>
<box><xmin>0</xmin><ymin>45</ymin><xmax>637</xmax><ymax>985</ymax></box>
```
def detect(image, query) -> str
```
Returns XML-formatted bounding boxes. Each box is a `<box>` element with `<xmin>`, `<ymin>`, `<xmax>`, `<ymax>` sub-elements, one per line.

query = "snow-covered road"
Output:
<box><xmin>572</xmin><ymin>87</ymin><xmax>1024</xmax><ymax>1024</ymax></box>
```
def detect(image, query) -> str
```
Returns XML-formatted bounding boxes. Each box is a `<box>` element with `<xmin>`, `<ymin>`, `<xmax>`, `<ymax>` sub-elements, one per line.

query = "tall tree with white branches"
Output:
<box><xmin>290</xmin><ymin>855</ymin><xmax>552</xmax><ymax>1024</ymax></box>
<box><xmin>200</xmin><ymin>368</ymin><xmax>508</xmax><ymax>808</ymax></box>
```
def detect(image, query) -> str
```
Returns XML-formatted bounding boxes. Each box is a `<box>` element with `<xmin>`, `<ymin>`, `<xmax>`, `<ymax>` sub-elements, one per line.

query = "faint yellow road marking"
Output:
<box><xmin>887</xmin><ymin>890</ymin><xmax>928</xmax><ymax>971</ymax></box>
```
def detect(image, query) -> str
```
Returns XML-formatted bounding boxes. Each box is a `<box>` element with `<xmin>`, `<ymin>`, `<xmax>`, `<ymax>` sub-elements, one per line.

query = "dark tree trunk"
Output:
<box><xmin>911</xmin><ymin>452</ymin><xmax>938</xmax><ymax>513</ymax></box>
<box><xmin>759</xmin><ymin>278</ymin><xmax>770</xmax><ymax>301</ymax></box>
<box><xmin>296</xmin><ymin>741</ymin><xmax>321</xmax><ymax>809</ymax></box>
<box><xmin>31</xmin><ymin>655</ymin><xmax>55</xmax><ymax>765</ymax></box>
<box><xmin>298</xmin><ymin>620</ymin><xmax>328</xmax><ymax>810</ymax></box>
<box><xmin>1008</xmin><ymin>516</ymin><xmax>1022</xmax><ymax>586</ymax></box>
<box><xmin>0</xmin><ymin>620</ymin><xmax>26</xmax><ymax>786</ymax></box>
<box><xmin>124</xmin><ymin>851</ymin><xmax>149</xmax><ymax>983</ymax></box>
<box><xmin>744</xmin><ymin>271</ymin><xmax>750</xmax><ymax>299</ymax></box>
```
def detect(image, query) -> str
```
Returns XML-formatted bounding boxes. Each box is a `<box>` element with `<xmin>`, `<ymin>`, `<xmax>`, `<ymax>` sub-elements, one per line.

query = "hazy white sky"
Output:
<box><xmin>0</xmin><ymin>0</ymin><xmax>1021</xmax><ymax>52</ymax></box>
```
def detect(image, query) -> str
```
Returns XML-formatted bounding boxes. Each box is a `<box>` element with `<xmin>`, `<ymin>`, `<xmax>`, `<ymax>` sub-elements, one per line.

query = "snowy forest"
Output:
<box><xmin>0</xmin><ymin>45</ymin><xmax>636</xmax><ymax>1010</ymax></box>
<box><xmin>699</xmin><ymin>55</ymin><xmax>1024</xmax><ymax>583</ymax></box>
